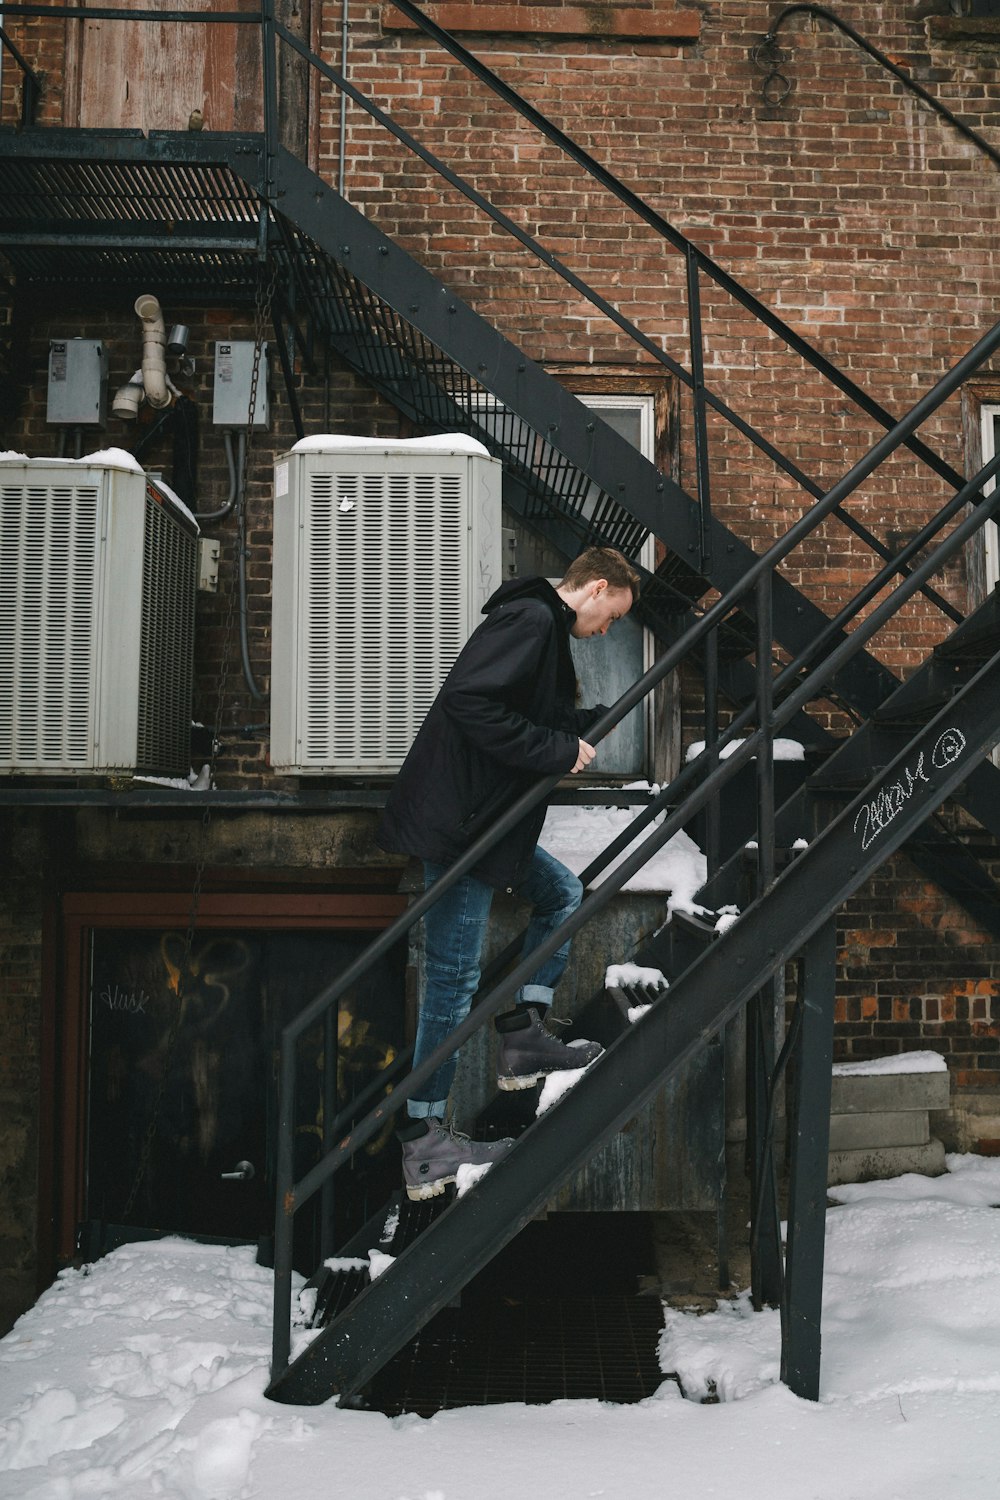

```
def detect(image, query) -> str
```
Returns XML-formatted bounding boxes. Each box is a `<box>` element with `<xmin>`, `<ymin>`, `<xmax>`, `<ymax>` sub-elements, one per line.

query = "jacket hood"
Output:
<box><xmin>482</xmin><ymin>574</ymin><xmax>575</xmax><ymax>628</ymax></box>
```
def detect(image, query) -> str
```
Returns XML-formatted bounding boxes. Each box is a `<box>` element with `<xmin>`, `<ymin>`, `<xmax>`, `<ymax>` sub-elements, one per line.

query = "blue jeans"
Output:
<box><xmin>408</xmin><ymin>847</ymin><xmax>584</xmax><ymax>1118</ymax></box>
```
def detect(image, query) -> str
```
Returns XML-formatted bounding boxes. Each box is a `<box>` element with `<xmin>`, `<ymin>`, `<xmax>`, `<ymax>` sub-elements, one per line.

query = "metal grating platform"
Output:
<box><xmin>364</xmin><ymin>1294</ymin><xmax>665</xmax><ymax>1415</ymax></box>
<box><xmin>358</xmin><ymin>1211</ymin><xmax>666</xmax><ymax>1415</ymax></box>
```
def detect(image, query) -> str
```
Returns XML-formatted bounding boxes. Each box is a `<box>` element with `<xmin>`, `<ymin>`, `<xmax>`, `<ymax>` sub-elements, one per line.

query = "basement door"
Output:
<box><xmin>83</xmin><ymin>927</ymin><xmax>404</xmax><ymax>1259</ymax></box>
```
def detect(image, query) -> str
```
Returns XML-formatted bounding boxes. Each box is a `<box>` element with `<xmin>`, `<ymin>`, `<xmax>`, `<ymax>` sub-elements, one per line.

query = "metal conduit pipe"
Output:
<box><xmin>194</xmin><ymin>430</ymin><xmax>239</xmax><ymax>522</ymax></box>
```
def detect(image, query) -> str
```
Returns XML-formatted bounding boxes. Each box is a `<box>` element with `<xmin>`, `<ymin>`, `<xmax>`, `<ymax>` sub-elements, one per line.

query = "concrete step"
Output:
<box><xmin>828</xmin><ymin>1137</ymin><xmax>946</xmax><ymax>1188</ymax></box>
<box><xmin>829</xmin><ymin>1067</ymin><xmax>949</xmax><ymax>1116</ymax></box>
<box><xmin>828</xmin><ymin>1109</ymin><xmax>930</xmax><ymax>1153</ymax></box>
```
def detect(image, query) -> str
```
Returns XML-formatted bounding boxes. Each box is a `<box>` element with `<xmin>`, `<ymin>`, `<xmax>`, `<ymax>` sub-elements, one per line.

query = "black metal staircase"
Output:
<box><xmin>264</xmin><ymin>598</ymin><xmax>1000</xmax><ymax>1404</ymax></box>
<box><xmin>3</xmin><ymin>0</ymin><xmax>1000</xmax><ymax>1410</ymax></box>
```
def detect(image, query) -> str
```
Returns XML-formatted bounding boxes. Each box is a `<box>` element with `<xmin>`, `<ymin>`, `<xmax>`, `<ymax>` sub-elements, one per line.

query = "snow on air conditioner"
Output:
<box><xmin>0</xmin><ymin>451</ymin><xmax>198</xmax><ymax>777</ymax></box>
<box><xmin>270</xmin><ymin>435</ymin><xmax>502</xmax><ymax>775</ymax></box>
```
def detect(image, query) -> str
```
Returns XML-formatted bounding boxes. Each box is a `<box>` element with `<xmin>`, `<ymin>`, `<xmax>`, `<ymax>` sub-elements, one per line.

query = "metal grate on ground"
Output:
<box><xmin>363</xmin><ymin>1294</ymin><xmax>665</xmax><ymax>1416</ymax></box>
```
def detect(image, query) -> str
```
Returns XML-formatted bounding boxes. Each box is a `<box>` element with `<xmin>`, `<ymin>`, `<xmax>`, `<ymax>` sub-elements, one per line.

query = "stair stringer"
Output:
<box><xmin>265</xmin><ymin>646</ymin><xmax>1000</xmax><ymax>1406</ymax></box>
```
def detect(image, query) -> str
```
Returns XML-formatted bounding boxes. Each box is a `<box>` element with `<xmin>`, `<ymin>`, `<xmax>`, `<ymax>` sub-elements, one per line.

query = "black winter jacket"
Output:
<box><xmin>376</xmin><ymin>576</ymin><xmax>605</xmax><ymax>889</ymax></box>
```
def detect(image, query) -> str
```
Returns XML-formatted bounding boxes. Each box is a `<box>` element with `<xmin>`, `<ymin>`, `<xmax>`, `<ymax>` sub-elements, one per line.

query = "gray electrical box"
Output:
<box><xmin>47</xmin><ymin>339</ymin><xmax>108</xmax><ymax>426</ymax></box>
<box><xmin>212</xmin><ymin>341</ymin><xmax>269</xmax><ymax>429</ymax></box>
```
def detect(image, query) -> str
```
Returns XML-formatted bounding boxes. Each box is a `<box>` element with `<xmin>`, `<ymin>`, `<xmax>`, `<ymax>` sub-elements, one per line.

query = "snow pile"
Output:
<box><xmin>0</xmin><ymin>447</ymin><xmax>144</xmax><ymax>473</ymax></box>
<box><xmin>290</xmin><ymin>432</ymin><xmax>490</xmax><ymax>457</ymax></box>
<box><xmin>831</xmin><ymin>1049</ymin><xmax>947</xmax><ymax>1076</ymax></box>
<box><xmin>455</xmin><ymin>1162</ymin><xmax>494</xmax><ymax>1196</ymax></box>
<box><xmin>535</xmin><ymin>1064</ymin><xmax>589</xmax><ymax>1115</ymax></box>
<box><xmin>685</xmin><ymin>737</ymin><xmax>805</xmax><ymax>762</ymax></box>
<box><xmin>0</xmin><ymin>1239</ymin><xmax>278</xmax><ymax>1495</ymax></box>
<box><xmin>604</xmin><ymin>963</ymin><xmax>668</xmax><ymax>991</ymax></box>
<box><xmin>134</xmin><ymin>764</ymin><xmax>212</xmax><ymax>792</ymax></box>
<box><xmin>541</xmin><ymin>794</ymin><xmax>706</xmax><ymax>903</ymax></box>
<box><xmin>3</xmin><ymin>1158</ymin><xmax>1000</xmax><ymax>1498</ymax></box>
<box><xmin>660</xmin><ymin>1154</ymin><xmax>1000</xmax><ymax>1413</ymax></box>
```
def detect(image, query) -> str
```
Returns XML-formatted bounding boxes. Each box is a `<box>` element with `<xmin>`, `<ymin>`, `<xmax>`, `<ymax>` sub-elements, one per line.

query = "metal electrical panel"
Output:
<box><xmin>212</xmin><ymin>341</ymin><xmax>269</xmax><ymax>428</ymax></box>
<box><xmin>47</xmin><ymin>339</ymin><xmax>108</xmax><ymax>425</ymax></box>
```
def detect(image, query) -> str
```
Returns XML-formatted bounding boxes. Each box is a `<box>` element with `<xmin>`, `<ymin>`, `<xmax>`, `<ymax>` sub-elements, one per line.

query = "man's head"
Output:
<box><xmin>556</xmin><ymin>547</ymin><xmax>640</xmax><ymax>639</ymax></box>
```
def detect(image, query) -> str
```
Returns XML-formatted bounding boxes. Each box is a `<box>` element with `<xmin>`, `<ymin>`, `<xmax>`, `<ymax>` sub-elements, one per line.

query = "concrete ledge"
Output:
<box><xmin>828</xmin><ymin>1138</ymin><xmax>946</xmax><ymax>1188</ymax></box>
<box><xmin>829</xmin><ymin>1110</ymin><xmax>930</xmax><ymax>1153</ymax></box>
<box><xmin>830</xmin><ymin>1070</ymin><xmax>950</xmax><ymax>1116</ymax></box>
<box><xmin>928</xmin><ymin>16</ymin><xmax>1000</xmax><ymax>44</ymax></box>
<box><xmin>382</xmin><ymin>4</ymin><xmax>702</xmax><ymax>42</ymax></box>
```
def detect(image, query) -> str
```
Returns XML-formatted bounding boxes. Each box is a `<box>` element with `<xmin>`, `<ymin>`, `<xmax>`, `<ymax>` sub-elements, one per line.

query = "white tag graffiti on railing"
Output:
<box><xmin>853</xmin><ymin>728</ymin><xmax>966</xmax><ymax>852</ymax></box>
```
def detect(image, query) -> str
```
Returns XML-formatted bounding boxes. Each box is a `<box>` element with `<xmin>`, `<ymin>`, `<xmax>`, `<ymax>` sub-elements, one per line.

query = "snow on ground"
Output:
<box><xmin>2</xmin><ymin>1156</ymin><xmax>1000</xmax><ymax>1499</ymax></box>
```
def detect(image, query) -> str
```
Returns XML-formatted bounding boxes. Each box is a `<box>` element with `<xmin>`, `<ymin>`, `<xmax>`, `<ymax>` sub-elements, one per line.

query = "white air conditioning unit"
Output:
<box><xmin>271</xmin><ymin>435</ymin><xmax>502</xmax><ymax>774</ymax></box>
<box><xmin>0</xmin><ymin>456</ymin><xmax>198</xmax><ymax>776</ymax></box>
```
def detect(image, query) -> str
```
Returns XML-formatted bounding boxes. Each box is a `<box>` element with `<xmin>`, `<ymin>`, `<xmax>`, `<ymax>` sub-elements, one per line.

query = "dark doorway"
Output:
<box><xmin>83</xmin><ymin>925</ymin><xmax>405</xmax><ymax>1264</ymax></box>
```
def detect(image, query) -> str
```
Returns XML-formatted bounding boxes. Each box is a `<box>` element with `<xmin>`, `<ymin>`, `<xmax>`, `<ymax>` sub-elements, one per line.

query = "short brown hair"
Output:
<box><xmin>559</xmin><ymin>546</ymin><xmax>641</xmax><ymax>601</ymax></box>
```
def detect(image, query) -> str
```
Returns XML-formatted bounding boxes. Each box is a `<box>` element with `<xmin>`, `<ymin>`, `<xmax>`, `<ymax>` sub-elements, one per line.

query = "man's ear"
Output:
<box><xmin>591</xmin><ymin>577</ymin><xmax>609</xmax><ymax>597</ymax></box>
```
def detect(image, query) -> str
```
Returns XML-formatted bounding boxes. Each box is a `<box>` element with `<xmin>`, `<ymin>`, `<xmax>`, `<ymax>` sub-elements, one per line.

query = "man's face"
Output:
<box><xmin>570</xmin><ymin>582</ymin><xmax>634</xmax><ymax>639</ymax></box>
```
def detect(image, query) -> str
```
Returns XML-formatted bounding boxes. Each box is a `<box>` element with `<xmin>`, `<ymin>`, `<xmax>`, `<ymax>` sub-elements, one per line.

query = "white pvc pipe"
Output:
<box><xmin>111</xmin><ymin>368</ymin><xmax>145</xmax><ymax>420</ymax></box>
<box><xmin>134</xmin><ymin>293</ymin><xmax>171</xmax><ymax>409</ymax></box>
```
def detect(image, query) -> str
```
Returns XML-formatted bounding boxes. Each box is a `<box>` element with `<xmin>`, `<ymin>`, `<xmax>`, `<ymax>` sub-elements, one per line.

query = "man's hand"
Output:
<box><xmin>571</xmin><ymin>739</ymin><xmax>596</xmax><ymax>774</ymax></box>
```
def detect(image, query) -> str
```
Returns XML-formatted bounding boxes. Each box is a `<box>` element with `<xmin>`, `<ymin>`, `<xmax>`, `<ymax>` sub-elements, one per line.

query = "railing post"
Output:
<box><xmin>781</xmin><ymin>917</ymin><xmax>837</xmax><ymax>1401</ymax></box>
<box><xmin>685</xmin><ymin>243</ymin><xmax>713</xmax><ymax>574</ymax></box>
<box><xmin>755</xmin><ymin>569</ymin><xmax>775</xmax><ymax>894</ymax></box>
<box><xmin>321</xmin><ymin>1004</ymin><xmax>338</xmax><ymax>1261</ymax></box>
<box><xmin>747</xmin><ymin>977</ymin><xmax>783</xmax><ymax>1309</ymax></box>
<box><xmin>260</xmin><ymin>0</ymin><xmax>280</xmax><ymax>243</ymax></box>
<box><xmin>271</xmin><ymin>1036</ymin><xmax>297</xmax><ymax>1381</ymax></box>
<box><xmin>704</xmin><ymin>624</ymin><xmax>721</xmax><ymax>880</ymax></box>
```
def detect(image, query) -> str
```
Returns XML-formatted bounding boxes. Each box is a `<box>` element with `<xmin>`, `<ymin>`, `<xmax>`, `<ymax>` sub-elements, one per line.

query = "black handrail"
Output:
<box><xmin>0</xmin><ymin>24</ymin><xmax>42</xmax><ymax>126</ymax></box>
<box><xmin>759</xmin><ymin>4</ymin><xmax>1000</xmax><ymax>173</ymax></box>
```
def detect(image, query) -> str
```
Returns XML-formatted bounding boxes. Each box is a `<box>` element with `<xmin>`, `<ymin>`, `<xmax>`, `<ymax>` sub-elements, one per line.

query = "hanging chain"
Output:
<box><xmin>116</xmin><ymin>257</ymin><xmax>279</xmax><ymax>1230</ymax></box>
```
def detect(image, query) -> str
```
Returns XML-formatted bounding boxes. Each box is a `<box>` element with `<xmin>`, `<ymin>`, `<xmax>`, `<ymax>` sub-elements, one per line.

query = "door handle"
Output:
<box><xmin>220</xmin><ymin>1160</ymin><xmax>256</xmax><ymax>1181</ymax></box>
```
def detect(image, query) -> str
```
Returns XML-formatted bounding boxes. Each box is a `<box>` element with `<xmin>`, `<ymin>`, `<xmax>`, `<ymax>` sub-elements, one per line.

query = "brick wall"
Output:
<box><xmin>837</xmin><ymin>853</ymin><xmax>999</xmax><ymax>1074</ymax></box>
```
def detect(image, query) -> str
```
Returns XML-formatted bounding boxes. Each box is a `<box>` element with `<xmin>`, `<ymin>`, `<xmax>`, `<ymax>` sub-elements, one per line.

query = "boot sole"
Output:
<box><xmin>496</xmin><ymin>1071</ymin><xmax>545</xmax><ymax>1091</ymax></box>
<box><xmin>496</xmin><ymin>1049</ymin><xmax>603</xmax><ymax>1091</ymax></box>
<box><xmin>404</xmin><ymin>1175</ymin><xmax>453</xmax><ymax>1201</ymax></box>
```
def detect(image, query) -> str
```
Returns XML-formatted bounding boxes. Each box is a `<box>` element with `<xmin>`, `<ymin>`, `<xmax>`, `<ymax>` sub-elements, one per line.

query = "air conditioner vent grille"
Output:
<box><xmin>303</xmin><ymin>470</ymin><xmax>467</xmax><ymax>763</ymax></box>
<box><xmin>137</xmin><ymin>491</ymin><xmax>197</xmax><ymax>774</ymax></box>
<box><xmin>0</xmin><ymin>481</ymin><xmax>100</xmax><ymax>766</ymax></box>
<box><xmin>0</xmin><ymin>465</ymin><xmax>197</xmax><ymax>775</ymax></box>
